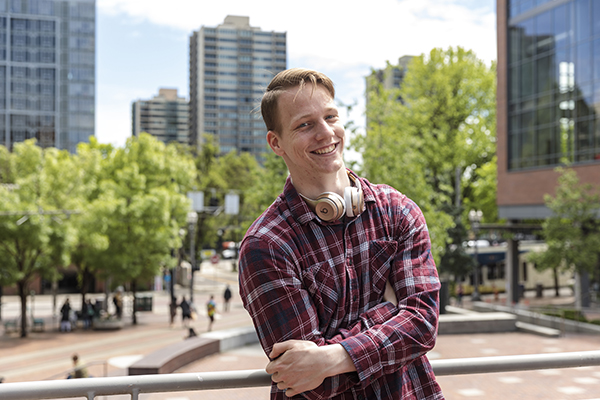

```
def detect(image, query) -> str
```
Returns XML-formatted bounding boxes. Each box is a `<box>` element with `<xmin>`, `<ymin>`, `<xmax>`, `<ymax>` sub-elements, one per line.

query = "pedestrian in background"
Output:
<box><xmin>81</xmin><ymin>299</ymin><xmax>94</xmax><ymax>330</ymax></box>
<box><xmin>206</xmin><ymin>295</ymin><xmax>216</xmax><ymax>332</ymax></box>
<box><xmin>223</xmin><ymin>285</ymin><xmax>232</xmax><ymax>312</ymax></box>
<box><xmin>178</xmin><ymin>296</ymin><xmax>192</xmax><ymax>327</ymax></box>
<box><xmin>113</xmin><ymin>287</ymin><xmax>123</xmax><ymax>319</ymax></box>
<box><xmin>68</xmin><ymin>354</ymin><xmax>89</xmax><ymax>379</ymax></box>
<box><xmin>59</xmin><ymin>298</ymin><xmax>72</xmax><ymax>332</ymax></box>
<box><xmin>169</xmin><ymin>298</ymin><xmax>177</xmax><ymax>327</ymax></box>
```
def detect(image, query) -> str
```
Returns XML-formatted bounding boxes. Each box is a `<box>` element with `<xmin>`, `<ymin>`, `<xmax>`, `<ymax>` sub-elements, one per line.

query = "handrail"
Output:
<box><xmin>0</xmin><ymin>350</ymin><xmax>599</xmax><ymax>400</ymax></box>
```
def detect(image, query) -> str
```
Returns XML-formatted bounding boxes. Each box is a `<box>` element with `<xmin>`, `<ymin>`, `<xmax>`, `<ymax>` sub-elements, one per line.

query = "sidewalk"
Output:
<box><xmin>2</xmin><ymin>265</ymin><xmax>600</xmax><ymax>399</ymax></box>
<box><xmin>0</xmin><ymin>259</ymin><xmax>254</xmax><ymax>384</ymax></box>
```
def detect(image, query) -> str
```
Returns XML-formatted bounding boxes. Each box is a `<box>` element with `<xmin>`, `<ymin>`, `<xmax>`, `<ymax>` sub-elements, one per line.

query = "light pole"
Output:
<box><xmin>187</xmin><ymin>212</ymin><xmax>198</xmax><ymax>303</ymax></box>
<box><xmin>469</xmin><ymin>209</ymin><xmax>483</xmax><ymax>302</ymax></box>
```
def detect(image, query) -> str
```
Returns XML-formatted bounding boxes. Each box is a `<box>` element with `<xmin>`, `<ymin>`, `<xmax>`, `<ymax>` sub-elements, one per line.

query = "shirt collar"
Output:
<box><xmin>283</xmin><ymin>169</ymin><xmax>375</xmax><ymax>225</ymax></box>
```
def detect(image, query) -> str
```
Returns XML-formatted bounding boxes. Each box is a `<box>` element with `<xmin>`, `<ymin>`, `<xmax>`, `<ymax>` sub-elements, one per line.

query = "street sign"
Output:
<box><xmin>211</xmin><ymin>254</ymin><xmax>220</xmax><ymax>264</ymax></box>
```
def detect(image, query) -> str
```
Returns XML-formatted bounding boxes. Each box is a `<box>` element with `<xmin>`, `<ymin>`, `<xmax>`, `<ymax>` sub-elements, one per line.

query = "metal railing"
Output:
<box><xmin>43</xmin><ymin>361</ymin><xmax>109</xmax><ymax>381</ymax></box>
<box><xmin>0</xmin><ymin>350</ymin><xmax>599</xmax><ymax>400</ymax></box>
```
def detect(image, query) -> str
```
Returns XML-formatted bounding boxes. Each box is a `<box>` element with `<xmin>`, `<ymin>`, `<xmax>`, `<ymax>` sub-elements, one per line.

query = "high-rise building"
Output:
<box><xmin>0</xmin><ymin>0</ymin><xmax>95</xmax><ymax>152</ymax></box>
<box><xmin>132</xmin><ymin>88</ymin><xmax>189</xmax><ymax>145</ymax></box>
<box><xmin>497</xmin><ymin>0</ymin><xmax>600</xmax><ymax>220</ymax></box>
<box><xmin>189</xmin><ymin>15</ymin><xmax>286</xmax><ymax>161</ymax></box>
<box><xmin>367</xmin><ymin>55</ymin><xmax>414</xmax><ymax>94</ymax></box>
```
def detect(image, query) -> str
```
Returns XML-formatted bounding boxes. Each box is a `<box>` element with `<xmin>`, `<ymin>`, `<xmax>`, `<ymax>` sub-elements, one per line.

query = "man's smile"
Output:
<box><xmin>312</xmin><ymin>143</ymin><xmax>337</xmax><ymax>155</ymax></box>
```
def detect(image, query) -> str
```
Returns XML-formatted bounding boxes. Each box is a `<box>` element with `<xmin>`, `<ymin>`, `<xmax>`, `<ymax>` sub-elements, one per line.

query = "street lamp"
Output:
<box><xmin>187</xmin><ymin>211</ymin><xmax>198</xmax><ymax>303</ymax></box>
<box><xmin>469</xmin><ymin>209</ymin><xmax>483</xmax><ymax>302</ymax></box>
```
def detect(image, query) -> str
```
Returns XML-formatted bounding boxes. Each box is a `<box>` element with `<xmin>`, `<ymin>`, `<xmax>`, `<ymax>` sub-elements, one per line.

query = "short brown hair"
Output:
<box><xmin>261</xmin><ymin>68</ymin><xmax>335</xmax><ymax>134</ymax></box>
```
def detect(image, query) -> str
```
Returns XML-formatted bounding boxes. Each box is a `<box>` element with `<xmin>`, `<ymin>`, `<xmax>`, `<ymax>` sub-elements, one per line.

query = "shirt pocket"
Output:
<box><xmin>301</xmin><ymin>260</ymin><xmax>344</xmax><ymax>331</ymax></box>
<box><xmin>368</xmin><ymin>240</ymin><xmax>398</xmax><ymax>298</ymax></box>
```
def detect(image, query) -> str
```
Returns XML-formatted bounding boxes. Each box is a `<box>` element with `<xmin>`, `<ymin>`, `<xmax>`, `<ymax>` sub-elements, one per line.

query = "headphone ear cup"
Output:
<box><xmin>315</xmin><ymin>193</ymin><xmax>345</xmax><ymax>222</ymax></box>
<box><xmin>344</xmin><ymin>186</ymin><xmax>363</xmax><ymax>217</ymax></box>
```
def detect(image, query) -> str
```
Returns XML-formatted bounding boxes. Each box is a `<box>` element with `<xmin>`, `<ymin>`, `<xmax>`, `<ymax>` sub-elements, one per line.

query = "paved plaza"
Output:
<box><xmin>1</xmin><ymin>260</ymin><xmax>600</xmax><ymax>399</ymax></box>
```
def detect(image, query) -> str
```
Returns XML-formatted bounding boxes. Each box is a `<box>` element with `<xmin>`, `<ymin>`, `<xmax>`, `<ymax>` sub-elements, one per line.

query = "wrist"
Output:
<box><xmin>322</xmin><ymin>343</ymin><xmax>356</xmax><ymax>377</ymax></box>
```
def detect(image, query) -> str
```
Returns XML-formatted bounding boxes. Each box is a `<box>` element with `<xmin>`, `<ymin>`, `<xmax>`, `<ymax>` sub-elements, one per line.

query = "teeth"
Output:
<box><xmin>314</xmin><ymin>144</ymin><xmax>335</xmax><ymax>154</ymax></box>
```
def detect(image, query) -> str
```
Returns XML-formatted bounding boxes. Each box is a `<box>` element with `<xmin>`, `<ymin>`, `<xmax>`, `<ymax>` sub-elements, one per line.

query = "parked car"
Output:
<box><xmin>222</xmin><ymin>249</ymin><xmax>236</xmax><ymax>259</ymax></box>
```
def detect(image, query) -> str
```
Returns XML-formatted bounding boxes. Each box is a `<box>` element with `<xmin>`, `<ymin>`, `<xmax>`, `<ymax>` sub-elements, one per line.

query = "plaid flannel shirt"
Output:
<box><xmin>239</xmin><ymin>171</ymin><xmax>444</xmax><ymax>400</ymax></box>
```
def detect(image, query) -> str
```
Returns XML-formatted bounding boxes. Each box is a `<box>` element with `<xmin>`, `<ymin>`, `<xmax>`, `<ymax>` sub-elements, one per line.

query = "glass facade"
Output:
<box><xmin>189</xmin><ymin>16</ymin><xmax>286</xmax><ymax>163</ymax></box>
<box><xmin>0</xmin><ymin>0</ymin><xmax>95</xmax><ymax>152</ymax></box>
<box><xmin>507</xmin><ymin>0</ymin><xmax>600</xmax><ymax>169</ymax></box>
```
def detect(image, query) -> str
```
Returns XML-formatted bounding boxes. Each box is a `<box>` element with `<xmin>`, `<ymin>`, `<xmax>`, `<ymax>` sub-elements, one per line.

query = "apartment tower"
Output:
<box><xmin>132</xmin><ymin>88</ymin><xmax>189</xmax><ymax>145</ymax></box>
<box><xmin>189</xmin><ymin>15</ymin><xmax>286</xmax><ymax>161</ymax></box>
<box><xmin>0</xmin><ymin>0</ymin><xmax>95</xmax><ymax>152</ymax></box>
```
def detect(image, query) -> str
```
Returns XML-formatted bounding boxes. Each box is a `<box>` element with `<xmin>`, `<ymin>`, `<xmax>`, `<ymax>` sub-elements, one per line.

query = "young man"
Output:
<box><xmin>238</xmin><ymin>68</ymin><xmax>444</xmax><ymax>399</ymax></box>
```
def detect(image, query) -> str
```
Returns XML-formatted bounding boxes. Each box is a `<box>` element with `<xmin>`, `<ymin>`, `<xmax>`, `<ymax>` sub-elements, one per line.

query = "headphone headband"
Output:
<box><xmin>298</xmin><ymin>172</ymin><xmax>364</xmax><ymax>222</ymax></box>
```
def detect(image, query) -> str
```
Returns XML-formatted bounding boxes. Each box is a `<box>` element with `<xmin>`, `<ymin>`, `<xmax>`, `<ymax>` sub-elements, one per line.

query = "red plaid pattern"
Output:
<box><xmin>239</xmin><ymin>170</ymin><xmax>444</xmax><ymax>400</ymax></box>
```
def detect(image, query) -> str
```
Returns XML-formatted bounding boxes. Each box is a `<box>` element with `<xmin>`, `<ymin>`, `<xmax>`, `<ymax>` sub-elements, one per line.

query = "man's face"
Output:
<box><xmin>267</xmin><ymin>84</ymin><xmax>345</xmax><ymax>179</ymax></box>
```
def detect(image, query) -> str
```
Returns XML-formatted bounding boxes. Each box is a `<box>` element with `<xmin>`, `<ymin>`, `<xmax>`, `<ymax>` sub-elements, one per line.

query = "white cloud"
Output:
<box><xmin>95</xmin><ymin>0</ymin><xmax>497</xmax><ymax>147</ymax></box>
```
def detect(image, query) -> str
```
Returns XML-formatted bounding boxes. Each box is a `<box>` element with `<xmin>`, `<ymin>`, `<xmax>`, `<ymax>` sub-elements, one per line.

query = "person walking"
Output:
<box><xmin>178</xmin><ymin>296</ymin><xmax>192</xmax><ymax>327</ymax></box>
<box><xmin>223</xmin><ymin>285</ymin><xmax>232</xmax><ymax>312</ymax></box>
<box><xmin>206</xmin><ymin>295</ymin><xmax>216</xmax><ymax>332</ymax></box>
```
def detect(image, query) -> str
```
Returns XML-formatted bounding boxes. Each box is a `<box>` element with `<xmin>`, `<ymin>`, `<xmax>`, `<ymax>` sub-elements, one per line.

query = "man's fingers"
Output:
<box><xmin>269</xmin><ymin>341</ymin><xmax>289</xmax><ymax>360</ymax></box>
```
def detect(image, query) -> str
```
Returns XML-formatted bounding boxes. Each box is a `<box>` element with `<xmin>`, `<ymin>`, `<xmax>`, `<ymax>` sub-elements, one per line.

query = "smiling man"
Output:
<box><xmin>238</xmin><ymin>68</ymin><xmax>444</xmax><ymax>399</ymax></box>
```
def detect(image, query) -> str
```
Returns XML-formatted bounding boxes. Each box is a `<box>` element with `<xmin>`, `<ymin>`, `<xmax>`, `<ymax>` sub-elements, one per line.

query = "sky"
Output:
<box><xmin>95</xmin><ymin>0</ymin><xmax>497</xmax><ymax>148</ymax></box>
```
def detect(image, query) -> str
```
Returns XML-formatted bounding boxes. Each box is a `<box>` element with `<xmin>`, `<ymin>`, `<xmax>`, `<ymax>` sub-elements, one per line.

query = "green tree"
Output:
<box><xmin>356</xmin><ymin>46</ymin><xmax>497</xmax><ymax>269</ymax></box>
<box><xmin>202</xmin><ymin>150</ymin><xmax>261</xmax><ymax>251</ymax></box>
<box><xmin>65</xmin><ymin>138</ymin><xmax>115</xmax><ymax>309</ymax></box>
<box><xmin>245</xmin><ymin>149</ymin><xmax>288</xmax><ymax>228</ymax></box>
<box><xmin>96</xmin><ymin>133</ymin><xmax>196</xmax><ymax>323</ymax></box>
<box><xmin>528</xmin><ymin>168</ymin><xmax>600</xmax><ymax>303</ymax></box>
<box><xmin>0</xmin><ymin>140</ymin><xmax>78</xmax><ymax>337</ymax></box>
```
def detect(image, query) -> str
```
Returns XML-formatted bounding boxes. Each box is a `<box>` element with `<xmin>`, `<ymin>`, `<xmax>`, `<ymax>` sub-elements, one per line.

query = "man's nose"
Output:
<box><xmin>314</xmin><ymin>119</ymin><xmax>337</xmax><ymax>139</ymax></box>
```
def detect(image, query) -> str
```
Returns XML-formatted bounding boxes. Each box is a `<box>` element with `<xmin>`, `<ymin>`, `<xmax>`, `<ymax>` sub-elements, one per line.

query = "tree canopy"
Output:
<box><xmin>355</xmin><ymin>46</ymin><xmax>497</xmax><ymax>275</ymax></box>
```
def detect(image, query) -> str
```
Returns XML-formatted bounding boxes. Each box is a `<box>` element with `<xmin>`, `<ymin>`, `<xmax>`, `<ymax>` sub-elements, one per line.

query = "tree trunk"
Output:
<box><xmin>18</xmin><ymin>281</ymin><xmax>28</xmax><ymax>338</ymax></box>
<box><xmin>131</xmin><ymin>280</ymin><xmax>137</xmax><ymax>325</ymax></box>
<box><xmin>553</xmin><ymin>267</ymin><xmax>560</xmax><ymax>297</ymax></box>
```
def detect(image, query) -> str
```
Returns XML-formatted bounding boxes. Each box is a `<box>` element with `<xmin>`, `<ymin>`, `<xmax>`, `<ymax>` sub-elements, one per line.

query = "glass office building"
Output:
<box><xmin>0</xmin><ymin>0</ymin><xmax>95</xmax><ymax>153</ymax></box>
<box><xmin>497</xmin><ymin>0</ymin><xmax>600</xmax><ymax>219</ymax></box>
<box><xmin>189</xmin><ymin>16</ymin><xmax>286</xmax><ymax>162</ymax></box>
<box><xmin>507</xmin><ymin>0</ymin><xmax>600</xmax><ymax>169</ymax></box>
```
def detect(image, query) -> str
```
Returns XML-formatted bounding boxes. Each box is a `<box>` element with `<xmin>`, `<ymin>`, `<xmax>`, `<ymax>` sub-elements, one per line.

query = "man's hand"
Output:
<box><xmin>266</xmin><ymin>340</ymin><xmax>356</xmax><ymax>397</ymax></box>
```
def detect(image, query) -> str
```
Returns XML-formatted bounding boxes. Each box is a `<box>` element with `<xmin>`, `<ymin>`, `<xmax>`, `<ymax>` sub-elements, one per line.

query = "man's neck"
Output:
<box><xmin>291</xmin><ymin>167</ymin><xmax>351</xmax><ymax>199</ymax></box>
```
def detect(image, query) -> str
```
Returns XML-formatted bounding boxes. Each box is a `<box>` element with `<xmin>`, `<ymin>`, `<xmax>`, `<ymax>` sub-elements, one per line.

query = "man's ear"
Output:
<box><xmin>267</xmin><ymin>130</ymin><xmax>285</xmax><ymax>156</ymax></box>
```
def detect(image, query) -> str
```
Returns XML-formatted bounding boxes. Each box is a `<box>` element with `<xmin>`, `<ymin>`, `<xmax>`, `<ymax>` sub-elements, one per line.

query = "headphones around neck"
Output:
<box><xmin>299</xmin><ymin>173</ymin><xmax>364</xmax><ymax>222</ymax></box>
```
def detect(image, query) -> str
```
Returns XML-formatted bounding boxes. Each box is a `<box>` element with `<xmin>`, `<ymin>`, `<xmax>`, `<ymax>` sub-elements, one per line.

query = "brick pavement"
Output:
<box><xmin>0</xmin><ymin>259</ymin><xmax>252</xmax><ymax>384</ymax></box>
<box><xmin>2</xmin><ymin>262</ymin><xmax>600</xmax><ymax>399</ymax></box>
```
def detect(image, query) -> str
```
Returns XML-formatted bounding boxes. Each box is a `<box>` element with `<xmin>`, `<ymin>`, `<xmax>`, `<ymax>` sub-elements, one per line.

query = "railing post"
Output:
<box><xmin>131</xmin><ymin>388</ymin><xmax>139</xmax><ymax>400</ymax></box>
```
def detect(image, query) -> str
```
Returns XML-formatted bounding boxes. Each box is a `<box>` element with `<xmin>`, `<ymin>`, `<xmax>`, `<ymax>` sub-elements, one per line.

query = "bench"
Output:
<box><xmin>3</xmin><ymin>319</ymin><xmax>17</xmax><ymax>333</ymax></box>
<box><xmin>32</xmin><ymin>318</ymin><xmax>45</xmax><ymax>332</ymax></box>
<box><xmin>128</xmin><ymin>337</ymin><xmax>220</xmax><ymax>375</ymax></box>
